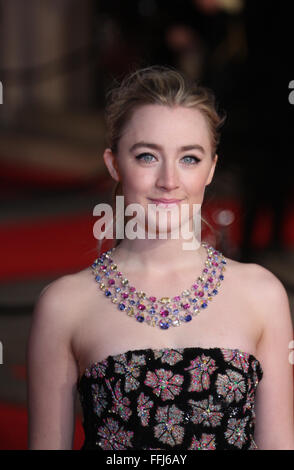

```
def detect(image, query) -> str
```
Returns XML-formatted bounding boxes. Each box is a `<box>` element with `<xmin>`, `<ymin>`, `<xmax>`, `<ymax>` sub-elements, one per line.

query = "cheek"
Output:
<box><xmin>184</xmin><ymin>172</ymin><xmax>207</xmax><ymax>195</ymax></box>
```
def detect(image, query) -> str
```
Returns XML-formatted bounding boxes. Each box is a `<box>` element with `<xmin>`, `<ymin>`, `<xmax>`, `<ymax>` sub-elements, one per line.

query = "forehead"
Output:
<box><xmin>119</xmin><ymin>104</ymin><xmax>212</xmax><ymax>153</ymax></box>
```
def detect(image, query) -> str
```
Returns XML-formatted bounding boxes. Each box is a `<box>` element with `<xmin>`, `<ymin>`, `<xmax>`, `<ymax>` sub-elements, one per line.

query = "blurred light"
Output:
<box><xmin>217</xmin><ymin>0</ymin><xmax>244</xmax><ymax>13</ymax></box>
<box><xmin>213</xmin><ymin>209</ymin><xmax>235</xmax><ymax>226</ymax></box>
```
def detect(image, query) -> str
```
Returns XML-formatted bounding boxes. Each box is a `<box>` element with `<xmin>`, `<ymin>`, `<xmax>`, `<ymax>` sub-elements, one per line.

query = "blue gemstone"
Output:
<box><xmin>212</xmin><ymin>289</ymin><xmax>218</xmax><ymax>295</ymax></box>
<box><xmin>192</xmin><ymin>299</ymin><xmax>197</xmax><ymax>303</ymax></box>
<box><xmin>219</xmin><ymin>274</ymin><xmax>224</xmax><ymax>280</ymax></box>
<box><xmin>185</xmin><ymin>315</ymin><xmax>192</xmax><ymax>322</ymax></box>
<box><xmin>105</xmin><ymin>290</ymin><xmax>111</xmax><ymax>296</ymax></box>
<box><xmin>159</xmin><ymin>322</ymin><xmax>169</xmax><ymax>329</ymax></box>
<box><xmin>95</xmin><ymin>275</ymin><xmax>101</xmax><ymax>281</ymax></box>
<box><xmin>201</xmin><ymin>302</ymin><xmax>208</xmax><ymax>308</ymax></box>
<box><xmin>136</xmin><ymin>316</ymin><xmax>144</xmax><ymax>322</ymax></box>
<box><xmin>222</xmin><ymin>259</ymin><xmax>226</xmax><ymax>264</ymax></box>
<box><xmin>119</xmin><ymin>303</ymin><xmax>126</xmax><ymax>310</ymax></box>
<box><xmin>130</xmin><ymin>300</ymin><xmax>136</xmax><ymax>305</ymax></box>
<box><xmin>149</xmin><ymin>308</ymin><xmax>156</xmax><ymax>314</ymax></box>
<box><xmin>173</xmin><ymin>309</ymin><xmax>179</xmax><ymax>314</ymax></box>
<box><xmin>212</xmin><ymin>270</ymin><xmax>216</xmax><ymax>275</ymax></box>
<box><xmin>204</xmin><ymin>284</ymin><xmax>209</xmax><ymax>290</ymax></box>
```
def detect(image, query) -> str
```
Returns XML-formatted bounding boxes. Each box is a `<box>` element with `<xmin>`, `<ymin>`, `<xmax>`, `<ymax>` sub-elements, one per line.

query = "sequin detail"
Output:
<box><xmin>78</xmin><ymin>346</ymin><xmax>263</xmax><ymax>450</ymax></box>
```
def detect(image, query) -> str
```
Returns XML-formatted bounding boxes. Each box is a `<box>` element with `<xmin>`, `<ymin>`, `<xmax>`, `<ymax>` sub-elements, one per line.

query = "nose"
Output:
<box><xmin>155</xmin><ymin>161</ymin><xmax>180</xmax><ymax>191</ymax></box>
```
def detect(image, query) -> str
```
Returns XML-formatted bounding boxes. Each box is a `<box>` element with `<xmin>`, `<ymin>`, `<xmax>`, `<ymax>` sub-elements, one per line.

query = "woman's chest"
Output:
<box><xmin>72</xmin><ymin>272</ymin><xmax>263</xmax><ymax>381</ymax></box>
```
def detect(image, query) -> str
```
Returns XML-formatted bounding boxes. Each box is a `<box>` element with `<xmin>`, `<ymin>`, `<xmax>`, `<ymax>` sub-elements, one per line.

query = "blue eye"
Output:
<box><xmin>135</xmin><ymin>153</ymin><xmax>155</xmax><ymax>163</ymax></box>
<box><xmin>182</xmin><ymin>156</ymin><xmax>201</xmax><ymax>165</ymax></box>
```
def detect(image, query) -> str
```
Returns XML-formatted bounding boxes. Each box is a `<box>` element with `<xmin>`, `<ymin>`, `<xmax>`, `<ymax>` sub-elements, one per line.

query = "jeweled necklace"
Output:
<box><xmin>91</xmin><ymin>241</ymin><xmax>226</xmax><ymax>330</ymax></box>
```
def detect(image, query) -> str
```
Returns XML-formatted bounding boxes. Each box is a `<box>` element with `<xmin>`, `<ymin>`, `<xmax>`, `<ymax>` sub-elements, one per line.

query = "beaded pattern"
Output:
<box><xmin>77</xmin><ymin>346</ymin><xmax>263</xmax><ymax>450</ymax></box>
<box><xmin>91</xmin><ymin>242</ymin><xmax>226</xmax><ymax>330</ymax></box>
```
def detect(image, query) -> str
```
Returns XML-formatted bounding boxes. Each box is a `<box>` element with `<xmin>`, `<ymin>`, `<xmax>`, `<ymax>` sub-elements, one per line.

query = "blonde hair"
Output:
<box><xmin>100</xmin><ymin>65</ymin><xmax>225</xmax><ymax>251</ymax></box>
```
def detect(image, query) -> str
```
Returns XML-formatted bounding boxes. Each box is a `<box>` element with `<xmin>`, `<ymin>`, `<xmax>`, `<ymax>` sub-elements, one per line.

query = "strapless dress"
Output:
<box><xmin>77</xmin><ymin>346</ymin><xmax>263</xmax><ymax>450</ymax></box>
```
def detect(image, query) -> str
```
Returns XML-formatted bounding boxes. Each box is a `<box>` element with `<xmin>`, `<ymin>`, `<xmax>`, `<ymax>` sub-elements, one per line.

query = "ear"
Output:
<box><xmin>103</xmin><ymin>148</ymin><xmax>120</xmax><ymax>182</ymax></box>
<box><xmin>206</xmin><ymin>153</ymin><xmax>218</xmax><ymax>186</ymax></box>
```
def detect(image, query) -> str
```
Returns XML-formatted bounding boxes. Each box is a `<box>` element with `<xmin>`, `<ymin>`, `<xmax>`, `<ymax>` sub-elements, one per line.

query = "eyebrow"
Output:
<box><xmin>129</xmin><ymin>141</ymin><xmax>206</xmax><ymax>154</ymax></box>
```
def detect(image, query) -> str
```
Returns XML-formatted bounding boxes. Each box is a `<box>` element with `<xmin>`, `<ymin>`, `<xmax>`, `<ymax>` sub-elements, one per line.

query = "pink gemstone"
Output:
<box><xmin>173</xmin><ymin>295</ymin><xmax>181</xmax><ymax>302</ymax></box>
<box><xmin>208</xmin><ymin>277</ymin><xmax>213</xmax><ymax>283</ymax></box>
<box><xmin>212</xmin><ymin>262</ymin><xmax>218</xmax><ymax>267</ymax></box>
<box><xmin>100</xmin><ymin>265</ymin><xmax>107</xmax><ymax>270</ymax></box>
<box><xmin>193</xmin><ymin>284</ymin><xmax>198</xmax><ymax>289</ymax></box>
<box><xmin>149</xmin><ymin>296</ymin><xmax>156</xmax><ymax>302</ymax></box>
<box><xmin>160</xmin><ymin>309</ymin><xmax>169</xmax><ymax>317</ymax></box>
<box><xmin>154</xmin><ymin>304</ymin><xmax>158</xmax><ymax>309</ymax></box>
<box><xmin>203</xmin><ymin>268</ymin><xmax>208</xmax><ymax>273</ymax></box>
<box><xmin>117</xmin><ymin>272</ymin><xmax>122</xmax><ymax>276</ymax></box>
<box><xmin>183</xmin><ymin>303</ymin><xmax>190</xmax><ymax>309</ymax></box>
<box><xmin>122</xmin><ymin>293</ymin><xmax>129</xmax><ymax>299</ymax></box>
<box><xmin>138</xmin><ymin>304</ymin><xmax>146</xmax><ymax>310</ymax></box>
<box><xmin>198</xmin><ymin>291</ymin><xmax>204</xmax><ymax>297</ymax></box>
<box><xmin>108</xmin><ymin>279</ymin><xmax>115</xmax><ymax>285</ymax></box>
<box><xmin>130</xmin><ymin>286</ymin><xmax>136</xmax><ymax>292</ymax></box>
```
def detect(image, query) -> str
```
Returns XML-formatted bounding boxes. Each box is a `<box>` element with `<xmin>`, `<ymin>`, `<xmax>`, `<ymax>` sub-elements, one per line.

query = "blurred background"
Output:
<box><xmin>0</xmin><ymin>0</ymin><xmax>293</xmax><ymax>449</ymax></box>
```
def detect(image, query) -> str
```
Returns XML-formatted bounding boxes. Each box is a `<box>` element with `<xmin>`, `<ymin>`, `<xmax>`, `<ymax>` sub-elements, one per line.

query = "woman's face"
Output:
<box><xmin>104</xmin><ymin>104</ymin><xmax>218</xmax><ymax>238</ymax></box>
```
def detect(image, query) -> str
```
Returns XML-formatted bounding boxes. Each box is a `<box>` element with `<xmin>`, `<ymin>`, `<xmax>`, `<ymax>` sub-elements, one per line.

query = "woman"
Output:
<box><xmin>27</xmin><ymin>66</ymin><xmax>294</xmax><ymax>450</ymax></box>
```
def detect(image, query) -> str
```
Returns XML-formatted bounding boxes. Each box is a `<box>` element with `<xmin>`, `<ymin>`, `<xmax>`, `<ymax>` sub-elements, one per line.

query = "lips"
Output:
<box><xmin>149</xmin><ymin>198</ymin><xmax>182</xmax><ymax>204</ymax></box>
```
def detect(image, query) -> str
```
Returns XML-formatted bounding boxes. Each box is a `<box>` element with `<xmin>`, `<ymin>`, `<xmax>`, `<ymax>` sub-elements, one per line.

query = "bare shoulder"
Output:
<box><xmin>33</xmin><ymin>266</ymin><xmax>94</xmax><ymax>333</ymax></box>
<box><xmin>227</xmin><ymin>257</ymin><xmax>291</xmax><ymax>322</ymax></box>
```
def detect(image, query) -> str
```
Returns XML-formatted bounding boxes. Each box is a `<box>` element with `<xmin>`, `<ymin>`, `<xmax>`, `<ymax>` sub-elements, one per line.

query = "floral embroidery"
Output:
<box><xmin>96</xmin><ymin>417</ymin><xmax>133</xmax><ymax>450</ymax></box>
<box><xmin>221</xmin><ymin>349</ymin><xmax>250</xmax><ymax>373</ymax></box>
<box><xmin>79</xmin><ymin>347</ymin><xmax>263</xmax><ymax>449</ymax></box>
<box><xmin>153</xmin><ymin>348</ymin><xmax>184</xmax><ymax>365</ymax></box>
<box><xmin>248</xmin><ymin>438</ymin><xmax>258</xmax><ymax>450</ymax></box>
<box><xmin>114</xmin><ymin>353</ymin><xmax>146</xmax><ymax>392</ymax></box>
<box><xmin>224</xmin><ymin>416</ymin><xmax>249</xmax><ymax>448</ymax></box>
<box><xmin>188</xmin><ymin>395</ymin><xmax>223</xmax><ymax>427</ymax></box>
<box><xmin>215</xmin><ymin>369</ymin><xmax>246</xmax><ymax>403</ymax></box>
<box><xmin>144</xmin><ymin>368</ymin><xmax>184</xmax><ymax>401</ymax></box>
<box><xmin>154</xmin><ymin>404</ymin><xmax>184</xmax><ymax>446</ymax></box>
<box><xmin>184</xmin><ymin>354</ymin><xmax>218</xmax><ymax>392</ymax></box>
<box><xmin>85</xmin><ymin>359</ymin><xmax>108</xmax><ymax>379</ymax></box>
<box><xmin>251</xmin><ymin>359</ymin><xmax>262</xmax><ymax>388</ymax></box>
<box><xmin>243</xmin><ymin>377</ymin><xmax>256</xmax><ymax>416</ymax></box>
<box><xmin>189</xmin><ymin>433</ymin><xmax>216</xmax><ymax>450</ymax></box>
<box><xmin>104</xmin><ymin>378</ymin><xmax>132</xmax><ymax>421</ymax></box>
<box><xmin>91</xmin><ymin>383</ymin><xmax>108</xmax><ymax>417</ymax></box>
<box><xmin>137</xmin><ymin>392</ymin><xmax>154</xmax><ymax>426</ymax></box>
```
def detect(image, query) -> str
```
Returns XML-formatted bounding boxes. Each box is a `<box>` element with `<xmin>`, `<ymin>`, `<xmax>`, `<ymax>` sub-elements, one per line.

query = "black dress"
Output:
<box><xmin>77</xmin><ymin>346</ymin><xmax>263</xmax><ymax>450</ymax></box>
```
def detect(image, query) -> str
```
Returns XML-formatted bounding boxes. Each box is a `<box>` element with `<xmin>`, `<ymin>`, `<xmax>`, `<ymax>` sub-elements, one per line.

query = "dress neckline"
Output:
<box><xmin>77</xmin><ymin>345</ymin><xmax>263</xmax><ymax>385</ymax></box>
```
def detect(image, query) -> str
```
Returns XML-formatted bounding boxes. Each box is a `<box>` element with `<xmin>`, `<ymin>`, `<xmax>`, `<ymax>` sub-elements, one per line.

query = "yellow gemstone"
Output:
<box><xmin>138</xmin><ymin>291</ymin><xmax>146</xmax><ymax>299</ymax></box>
<box><xmin>100</xmin><ymin>283</ymin><xmax>105</xmax><ymax>289</ymax></box>
<box><xmin>216</xmin><ymin>281</ymin><xmax>221</xmax><ymax>287</ymax></box>
<box><xmin>208</xmin><ymin>296</ymin><xmax>212</xmax><ymax>301</ymax></box>
<box><xmin>160</xmin><ymin>297</ymin><xmax>171</xmax><ymax>304</ymax></box>
<box><xmin>111</xmin><ymin>298</ymin><xmax>118</xmax><ymax>304</ymax></box>
<box><xmin>127</xmin><ymin>307</ymin><xmax>134</xmax><ymax>316</ymax></box>
<box><xmin>122</xmin><ymin>278</ymin><xmax>129</xmax><ymax>285</ymax></box>
<box><xmin>110</xmin><ymin>264</ymin><xmax>117</xmax><ymax>270</ymax></box>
